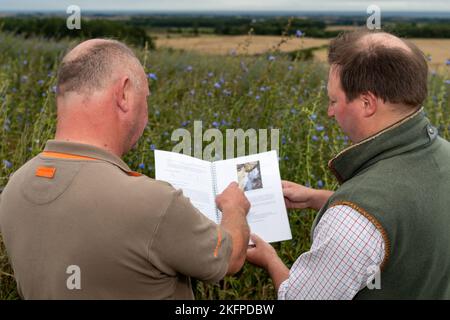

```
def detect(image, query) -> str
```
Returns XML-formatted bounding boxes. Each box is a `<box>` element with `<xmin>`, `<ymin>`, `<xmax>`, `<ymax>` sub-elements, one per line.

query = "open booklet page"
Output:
<box><xmin>154</xmin><ymin>150</ymin><xmax>218</xmax><ymax>223</ymax></box>
<box><xmin>214</xmin><ymin>151</ymin><xmax>292</xmax><ymax>243</ymax></box>
<box><xmin>155</xmin><ymin>150</ymin><xmax>292</xmax><ymax>243</ymax></box>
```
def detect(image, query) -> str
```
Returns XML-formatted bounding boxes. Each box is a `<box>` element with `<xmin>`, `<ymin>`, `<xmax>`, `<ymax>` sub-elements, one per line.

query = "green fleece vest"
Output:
<box><xmin>312</xmin><ymin>108</ymin><xmax>450</xmax><ymax>299</ymax></box>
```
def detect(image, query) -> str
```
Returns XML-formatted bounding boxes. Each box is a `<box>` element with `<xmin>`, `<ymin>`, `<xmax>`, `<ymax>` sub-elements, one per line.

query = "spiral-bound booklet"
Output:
<box><xmin>154</xmin><ymin>150</ymin><xmax>292</xmax><ymax>243</ymax></box>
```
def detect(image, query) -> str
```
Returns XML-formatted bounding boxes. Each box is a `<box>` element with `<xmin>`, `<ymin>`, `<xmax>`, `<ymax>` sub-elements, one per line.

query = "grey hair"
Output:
<box><xmin>57</xmin><ymin>39</ymin><xmax>143</xmax><ymax>96</ymax></box>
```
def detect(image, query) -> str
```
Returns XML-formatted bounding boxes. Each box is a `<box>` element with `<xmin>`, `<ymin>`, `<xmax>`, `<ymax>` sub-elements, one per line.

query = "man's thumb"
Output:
<box><xmin>250</xmin><ymin>233</ymin><xmax>262</xmax><ymax>244</ymax></box>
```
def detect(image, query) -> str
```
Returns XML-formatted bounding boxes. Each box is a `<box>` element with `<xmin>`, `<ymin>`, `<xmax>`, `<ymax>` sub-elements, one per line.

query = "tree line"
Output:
<box><xmin>1</xmin><ymin>16</ymin><xmax>449</xmax><ymax>46</ymax></box>
<box><xmin>0</xmin><ymin>17</ymin><xmax>155</xmax><ymax>48</ymax></box>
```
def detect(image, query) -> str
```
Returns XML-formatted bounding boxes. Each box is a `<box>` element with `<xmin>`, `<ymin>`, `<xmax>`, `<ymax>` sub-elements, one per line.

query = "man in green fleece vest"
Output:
<box><xmin>246</xmin><ymin>30</ymin><xmax>450</xmax><ymax>299</ymax></box>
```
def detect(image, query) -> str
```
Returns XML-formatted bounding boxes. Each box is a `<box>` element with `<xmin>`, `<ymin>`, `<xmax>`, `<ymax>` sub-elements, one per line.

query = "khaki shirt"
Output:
<box><xmin>0</xmin><ymin>140</ymin><xmax>232</xmax><ymax>299</ymax></box>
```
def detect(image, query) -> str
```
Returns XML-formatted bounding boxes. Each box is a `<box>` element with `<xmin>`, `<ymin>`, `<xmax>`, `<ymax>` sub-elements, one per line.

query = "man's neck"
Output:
<box><xmin>54</xmin><ymin>134</ymin><xmax>124</xmax><ymax>158</ymax></box>
<box><xmin>357</xmin><ymin>106</ymin><xmax>421</xmax><ymax>143</ymax></box>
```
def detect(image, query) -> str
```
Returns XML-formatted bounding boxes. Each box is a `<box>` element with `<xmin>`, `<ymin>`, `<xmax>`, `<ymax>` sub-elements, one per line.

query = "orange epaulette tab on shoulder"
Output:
<box><xmin>36</xmin><ymin>166</ymin><xmax>56</xmax><ymax>179</ymax></box>
<box><xmin>127</xmin><ymin>171</ymin><xmax>142</xmax><ymax>177</ymax></box>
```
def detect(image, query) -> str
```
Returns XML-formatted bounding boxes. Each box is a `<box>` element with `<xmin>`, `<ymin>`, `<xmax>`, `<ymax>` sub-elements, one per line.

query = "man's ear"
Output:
<box><xmin>360</xmin><ymin>91</ymin><xmax>378</xmax><ymax>117</ymax></box>
<box><xmin>115</xmin><ymin>76</ymin><xmax>131</xmax><ymax>113</ymax></box>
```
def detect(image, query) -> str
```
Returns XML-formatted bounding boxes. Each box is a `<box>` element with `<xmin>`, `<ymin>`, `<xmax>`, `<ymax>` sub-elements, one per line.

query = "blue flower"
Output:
<box><xmin>223</xmin><ymin>89</ymin><xmax>231</xmax><ymax>96</ymax></box>
<box><xmin>317</xmin><ymin>180</ymin><xmax>324</xmax><ymax>188</ymax></box>
<box><xmin>190</xmin><ymin>89</ymin><xmax>195</xmax><ymax>96</ymax></box>
<box><xmin>51</xmin><ymin>86</ymin><xmax>57</xmax><ymax>94</ymax></box>
<box><xmin>23</xmin><ymin>60</ymin><xmax>28</xmax><ymax>65</ymax></box>
<box><xmin>284</xmin><ymin>156</ymin><xmax>289</xmax><ymax>161</ymax></box>
<box><xmin>315</xmin><ymin>125</ymin><xmax>324</xmax><ymax>132</ymax></box>
<box><xmin>2</xmin><ymin>160</ymin><xmax>12</xmax><ymax>169</ymax></box>
<box><xmin>208</xmin><ymin>72</ymin><xmax>214</xmax><ymax>78</ymax></box>
<box><xmin>212</xmin><ymin>121</ymin><xmax>219</xmax><ymax>128</ymax></box>
<box><xmin>309</xmin><ymin>113</ymin><xmax>317</xmax><ymax>121</ymax></box>
<box><xmin>185</xmin><ymin>65</ymin><xmax>193</xmax><ymax>72</ymax></box>
<box><xmin>37</xmin><ymin>79</ymin><xmax>44</xmax><ymax>86</ymax></box>
<box><xmin>150</xmin><ymin>144</ymin><xmax>156</xmax><ymax>151</ymax></box>
<box><xmin>268</xmin><ymin>55</ymin><xmax>276</xmax><ymax>61</ymax></box>
<box><xmin>148</xmin><ymin>73</ymin><xmax>158</xmax><ymax>81</ymax></box>
<box><xmin>445</xmin><ymin>59</ymin><xmax>450</xmax><ymax>65</ymax></box>
<box><xmin>181</xmin><ymin>120</ymin><xmax>190</xmax><ymax>127</ymax></box>
<box><xmin>138</xmin><ymin>163</ymin><xmax>145</xmax><ymax>170</ymax></box>
<box><xmin>255</xmin><ymin>95</ymin><xmax>260</xmax><ymax>100</ymax></box>
<box><xmin>21</xmin><ymin>75</ymin><xmax>28</xmax><ymax>83</ymax></box>
<box><xmin>296</xmin><ymin>30</ymin><xmax>304</xmax><ymax>38</ymax></box>
<box><xmin>281</xmin><ymin>136</ymin><xmax>287</xmax><ymax>145</ymax></box>
<box><xmin>290</xmin><ymin>108</ymin><xmax>297</xmax><ymax>115</ymax></box>
<box><xmin>323</xmin><ymin>135</ymin><xmax>329</xmax><ymax>142</ymax></box>
<box><xmin>155</xmin><ymin>110</ymin><xmax>160</xmax><ymax>116</ymax></box>
<box><xmin>214</xmin><ymin>82</ymin><xmax>221</xmax><ymax>89</ymax></box>
<box><xmin>221</xmin><ymin>119</ymin><xmax>228</xmax><ymax>126</ymax></box>
<box><xmin>207</xmin><ymin>92</ymin><xmax>213</xmax><ymax>97</ymax></box>
<box><xmin>288</xmin><ymin>65</ymin><xmax>293</xmax><ymax>71</ymax></box>
<box><xmin>445</xmin><ymin>80</ymin><xmax>450</xmax><ymax>85</ymax></box>
<box><xmin>312</xmin><ymin>135</ymin><xmax>319</xmax><ymax>142</ymax></box>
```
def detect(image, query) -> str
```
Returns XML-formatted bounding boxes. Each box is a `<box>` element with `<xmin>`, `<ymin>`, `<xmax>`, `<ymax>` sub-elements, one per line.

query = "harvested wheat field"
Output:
<box><xmin>155</xmin><ymin>35</ymin><xmax>330</xmax><ymax>55</ymax></box>
<box><xmin>156</xmin><ymin>35</ymin><xmax>450</xmax><ymax>68</ymax></box>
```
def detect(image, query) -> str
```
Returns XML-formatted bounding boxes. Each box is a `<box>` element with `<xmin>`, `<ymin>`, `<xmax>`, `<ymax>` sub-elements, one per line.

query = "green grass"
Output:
<box><xmin>0</xmin><ymin>32</ymin><xmax>449</xmax><ymax>299</ymax></box>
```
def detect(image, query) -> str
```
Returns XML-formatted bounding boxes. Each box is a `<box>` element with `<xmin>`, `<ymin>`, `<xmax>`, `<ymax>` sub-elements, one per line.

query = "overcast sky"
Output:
<box><xmin>1</xmin><ymin>0</ymin><xmax>449</xmax><ymax>12</ymax></box>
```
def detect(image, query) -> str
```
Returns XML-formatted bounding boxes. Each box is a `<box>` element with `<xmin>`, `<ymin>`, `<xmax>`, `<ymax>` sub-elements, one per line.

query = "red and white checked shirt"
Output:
<box><xmin>278</xmin><ymin>205</ymin><xmax>385</xmax><ymax>300</ymax></box>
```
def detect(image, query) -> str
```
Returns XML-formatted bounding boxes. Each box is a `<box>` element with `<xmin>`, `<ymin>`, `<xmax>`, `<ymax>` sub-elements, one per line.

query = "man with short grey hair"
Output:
<box><xmin>0</xmin><ymin>39</ymin><xmax>251</xmax><ymax>299</ymax></box>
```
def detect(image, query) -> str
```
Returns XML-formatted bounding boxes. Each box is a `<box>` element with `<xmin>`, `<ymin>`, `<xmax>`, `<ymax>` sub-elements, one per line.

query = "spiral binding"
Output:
<box><xmin>211</xmin><ymin>162</ymin><xmax>221</xmax><ymax>223</ymax></box>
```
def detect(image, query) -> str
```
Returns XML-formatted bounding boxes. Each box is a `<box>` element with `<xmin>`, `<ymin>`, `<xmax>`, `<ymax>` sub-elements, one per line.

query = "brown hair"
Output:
<box><xmin>328</xmin><ymin>30</ymin><xmax>428</xmax><ymax>109</ymax></box>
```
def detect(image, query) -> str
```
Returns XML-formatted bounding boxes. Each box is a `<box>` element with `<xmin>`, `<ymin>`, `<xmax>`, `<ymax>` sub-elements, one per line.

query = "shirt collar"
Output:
<box><xmin>328</xmin><ymin>107</ymin><xmax>438</xmax><ymax>184</ymax></box>
<box><xmin>43</xmin><ymin>140</ymin><xmax>132</xmax><ymax>173</ymax></box>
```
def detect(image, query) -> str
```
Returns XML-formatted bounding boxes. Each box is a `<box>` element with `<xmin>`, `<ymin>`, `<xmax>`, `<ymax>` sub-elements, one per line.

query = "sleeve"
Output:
<box><xmin>278</xmin><ymin>205</ymin><xmax>385</xmax><ymax>300</ymax></box>
<box><xmin>149</xmin><ymin>189</ymin><xmax>233</xmax><ymax>283</ymax></box>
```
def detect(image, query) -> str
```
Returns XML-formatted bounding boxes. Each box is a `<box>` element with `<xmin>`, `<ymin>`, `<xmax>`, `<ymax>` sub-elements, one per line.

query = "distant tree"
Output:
<box><xmin>0</xmin><ymin>17</ymin><xmax>155</xmax><ymax>49</ymax></box>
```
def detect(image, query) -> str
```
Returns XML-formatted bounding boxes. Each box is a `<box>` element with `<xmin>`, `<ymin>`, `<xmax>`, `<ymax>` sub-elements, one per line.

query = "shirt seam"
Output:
<box><xmin>20</xmin><ymin>161</ymin><xmax>85</xmax><ymax>205</ymax></box>
<box><xmin>146</xmin><ymin>189</ymin><xmax>179</xmax><ymax>264</ymax></box>
<box><xmin>38</xmin><ymin>155</ymin><xmax>132</xmax><ymax>175</ymax></box>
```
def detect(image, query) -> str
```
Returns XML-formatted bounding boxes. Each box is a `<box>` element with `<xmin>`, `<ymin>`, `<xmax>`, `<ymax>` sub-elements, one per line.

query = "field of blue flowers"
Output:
<box><xmin>0</xmin><ymin>31</ymin><xmax>449</xmax><ymax>299</ymax></box>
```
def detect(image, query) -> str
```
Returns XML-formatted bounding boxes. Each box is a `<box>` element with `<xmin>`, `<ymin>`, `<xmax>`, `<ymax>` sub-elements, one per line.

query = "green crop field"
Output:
<box><xmin>0</xmin><ymin>31</ymin><xmax>449</xmax><ymax>300</ymax></box>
